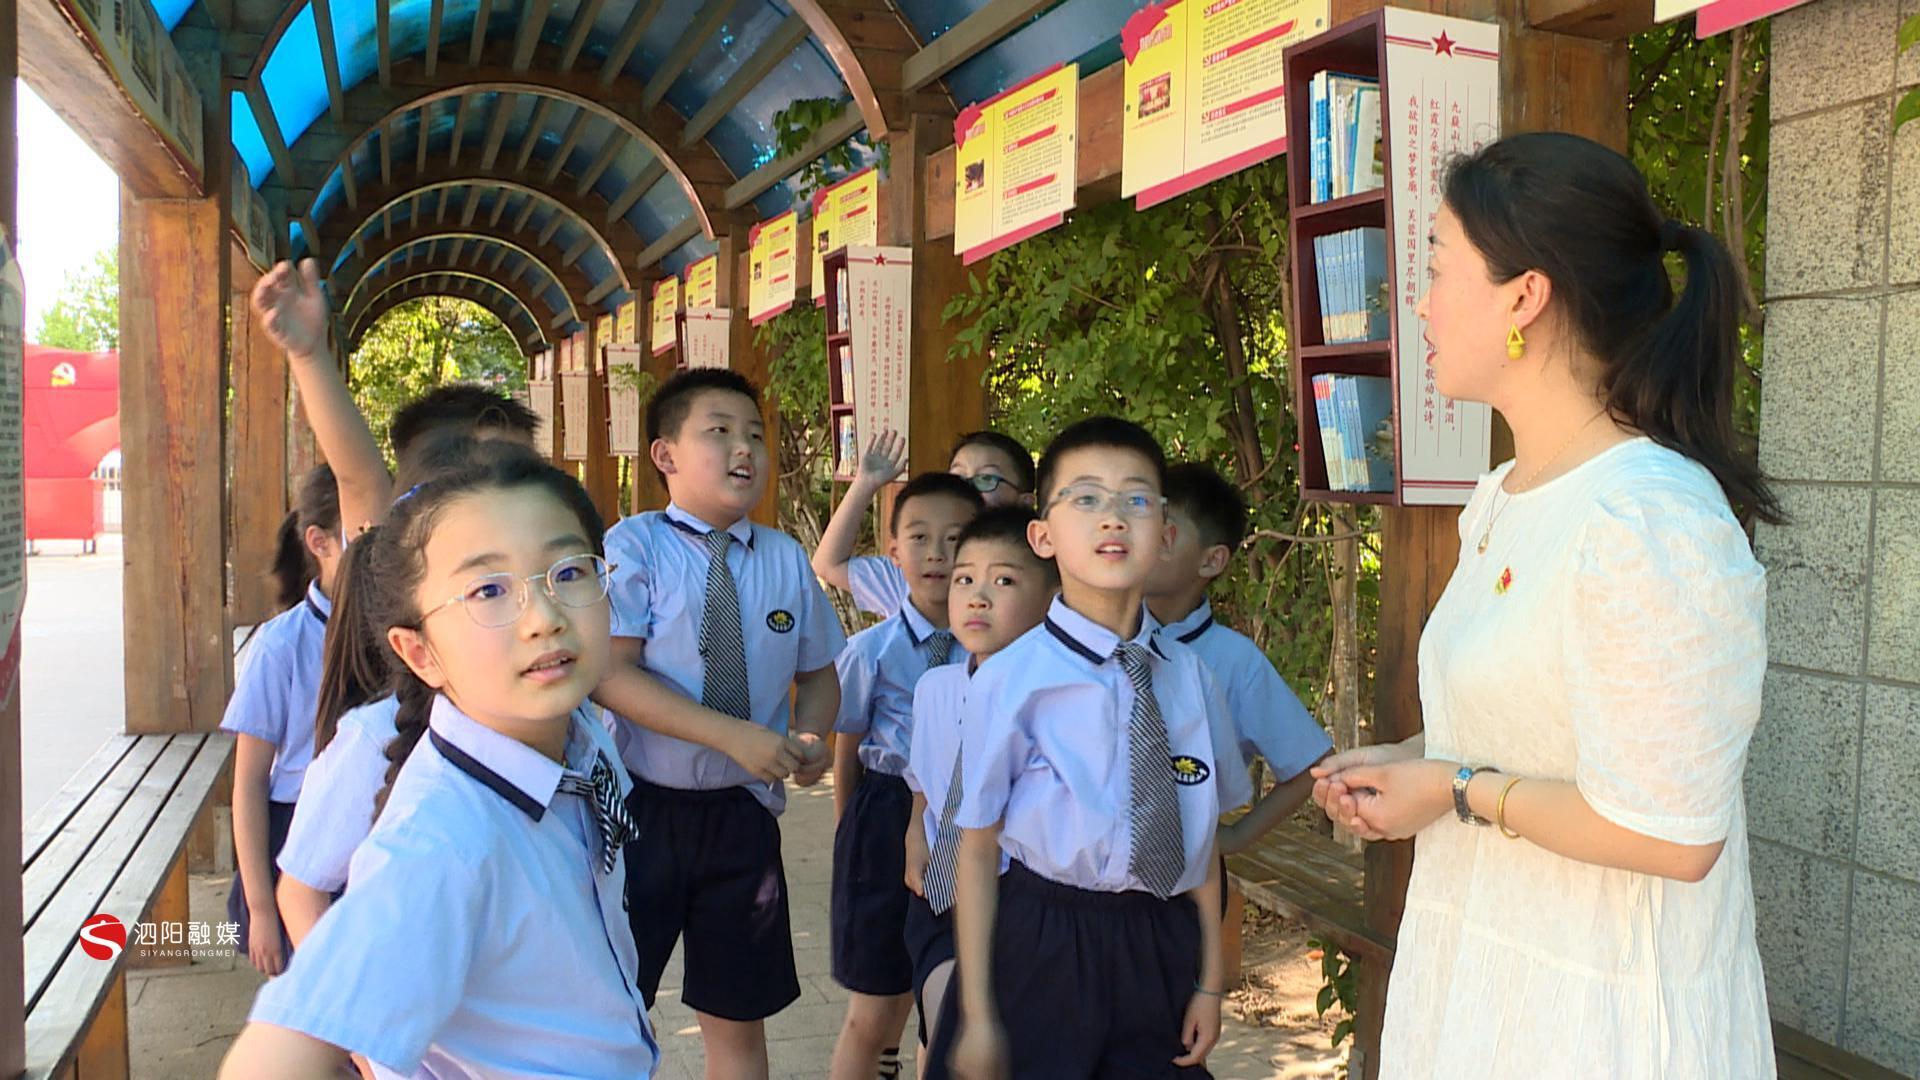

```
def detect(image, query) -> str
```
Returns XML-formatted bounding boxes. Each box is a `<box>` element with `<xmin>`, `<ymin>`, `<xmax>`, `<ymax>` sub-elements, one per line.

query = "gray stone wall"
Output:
<box><xmin>1752</xmin><ymin>0</ymin><xmax>1920</xmax><ymax>1073</ymax></box>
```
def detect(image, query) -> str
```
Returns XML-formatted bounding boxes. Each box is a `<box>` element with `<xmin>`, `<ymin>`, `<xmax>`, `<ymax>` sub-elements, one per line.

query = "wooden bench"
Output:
<box><xmin>21</xmin><ymin>731</ymin><xmax>234</xmax><ymax>1080</ymax></box>
<box><xmin>1226</xmin><ymin>821</ymin><xmax>1395</xmax><ymax>966</ymax></box>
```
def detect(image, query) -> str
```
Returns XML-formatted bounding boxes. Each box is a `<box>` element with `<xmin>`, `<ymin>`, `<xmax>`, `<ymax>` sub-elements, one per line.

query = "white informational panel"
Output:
<box><xmin>1382</xmin><ymin>8</ymin><xmax>1498</xmax><ymax>506</ymax></box>
<box><xmin>683</xmin><ymin>307</ymin><xmax>732</xmax><ymax>369</ymax></box>
<box><xmin>0</xmin><ymin>231</ymin><xmax>25</xmax><ymax>707</ymax></box>
<box><xmin>529</xmin><ymin>377</ymin><xmax>555</xmax><ymax>450</ymax></box>
<box><xmin>845</xmin><ymin>246</ymin><xmax>913</xmax><ymax>458</ymax></box>
<box><xmin>606</xmin><ymin>344</ymin><xmax>645</xmax><ymax>457</ymax></box>
<box><xmin>560</xmin><ymin>372</ymin><xmax>589</xmax><ymax>461</ymax></box>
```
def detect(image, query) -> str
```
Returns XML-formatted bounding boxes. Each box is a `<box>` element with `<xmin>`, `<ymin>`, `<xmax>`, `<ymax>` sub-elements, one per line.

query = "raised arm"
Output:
<box><xmin>251</xmin><ymin>259</ymin><xmax>392</xmax><ymax>535</ymax></box>
<box><xmin>811</xmin><ymin>430</ymin><xmax>908</xmax><ymax>591</ymax></box>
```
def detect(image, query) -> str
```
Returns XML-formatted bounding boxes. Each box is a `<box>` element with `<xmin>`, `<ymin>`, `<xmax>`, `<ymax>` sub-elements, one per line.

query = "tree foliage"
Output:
<box><xmin>346</xmin><ymin>296</ymin><xmax>526</xmax><ymax>458</ymax></box>
<box><xmin>34</xmin><ymin>247</ymin><xmax>118</xmax><ymax>352</ymax></box>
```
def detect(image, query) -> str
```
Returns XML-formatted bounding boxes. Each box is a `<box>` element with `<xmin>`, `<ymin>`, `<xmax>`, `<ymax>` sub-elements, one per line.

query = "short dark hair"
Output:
<box><xmin>950</xmin><ymin>430</ymin><xmax>1035</xmax><ymax>492</ymax></box>
<box><xmin>388</xmin><ymin>384</ymin><xmax>539</xmax><ymax>459</ymax></box>
<box><xmin>889</xmin><ymin>471</ymin><xmax>984</xmax><ymax>534</ymax></box>
<box><xmin>955</xmin><ymin>505</ymin><xmax>1057</xmax><ymax>584</ymax></box>
<box><xmin>1034</xmin><ymin>416</ymin><xmax>1167</xmax><ymax>506</ymax></box>
<box><xmin>1165</xmin><ymin>462</ymin><xmax>1248</xmax><ymax>550</ymax></box>
<box><xmin>646</xmin><ymin>368</ymin><xmax>761</xmax><ymax>445</ymax></box>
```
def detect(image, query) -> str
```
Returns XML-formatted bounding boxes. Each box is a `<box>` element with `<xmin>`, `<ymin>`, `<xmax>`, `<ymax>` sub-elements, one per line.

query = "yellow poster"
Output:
<box><xmin>685</xmin><ymin>254</ymin><xmax>719</xmax><ymax>310</ymax></box>
<box><xmin>1122</xmin><ymin>0</ymin><xmax>1327</xmax><ymax>209</ymax></box>
<box><xmin>810</xmin><ymin>168</ymin><xmax>880</xmax><ymax>308</ymax></box>
<box><xmin>615</xmin><ymin>300</ymin><xmax>637</xmax><ymax>344</ymax></box>
<box><xmin>595</xmin><ymin>313</ymin><xmax>614</xmax><ymax>350</ymax></box>
<box><xmin>748</xmin><ymin>211</ymin><xmax>799</xmax><ymax>325</ymax></box>
<box><xmin>650</xmin><ymin>277</ymin><xmax>679</xmax><ymax>356</ymax></box>
<box><xmin>955</xmin><ymin>64</ymin><xmax>1079</xmax><ymax>265</ymax></box>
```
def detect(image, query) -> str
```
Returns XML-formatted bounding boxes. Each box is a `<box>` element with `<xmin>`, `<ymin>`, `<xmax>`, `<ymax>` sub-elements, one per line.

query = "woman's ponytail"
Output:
<box><xmin>312</xmin><ymin>527</ymin><xmax>389</xmax><ymax>753</ymax></box>
<box><xmin>269</xmin><ymin>510</ymin><xmax>309</xmax><ymax>610</ymax></box>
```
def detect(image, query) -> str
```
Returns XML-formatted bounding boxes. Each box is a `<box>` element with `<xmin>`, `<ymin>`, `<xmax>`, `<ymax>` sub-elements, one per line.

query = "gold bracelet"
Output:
<box><xmin>1496</xmin><ymin>777</ymin><xmax>1523</xmax><ymax>839</ymax></box>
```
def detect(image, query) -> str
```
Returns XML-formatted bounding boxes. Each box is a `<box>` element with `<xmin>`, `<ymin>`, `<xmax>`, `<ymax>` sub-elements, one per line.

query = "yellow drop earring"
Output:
<box><xmin>1506</xmin><ymin>324</ymin><xmax>1526</xmax><ymax>361</ymax></box>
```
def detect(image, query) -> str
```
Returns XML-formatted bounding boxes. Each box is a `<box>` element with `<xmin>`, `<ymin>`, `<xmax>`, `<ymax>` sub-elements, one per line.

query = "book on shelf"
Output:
<box><xmin>835</xmin><ymin>413</ymin><xmax>858</xmax><ymax>478</ymax></box>
<box><xmin>1310</xmin><ymin>373</ymin><xmax>1395</xmax><ymax>493</ymax></box>
<box><xmin>1308</xmin><ymin>71</ymin><xmax>1383</xmax><ymax>203</ymax></box>
<box><xmin>1314</xmin><ymin>226</ymin><xmax>1390</xmax><ymax>344</ymax></box>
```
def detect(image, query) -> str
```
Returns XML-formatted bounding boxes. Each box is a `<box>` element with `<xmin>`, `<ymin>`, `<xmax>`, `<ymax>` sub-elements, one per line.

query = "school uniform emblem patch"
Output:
<box><xmin>766</xmin><ymin>610</ymin><xmax>796</xmax><ymax>633</ymax></box>
<box><xmin>1169</xmin><ymin>756</ymin><xmax>1210</xmax><ymax>785</ymax></box>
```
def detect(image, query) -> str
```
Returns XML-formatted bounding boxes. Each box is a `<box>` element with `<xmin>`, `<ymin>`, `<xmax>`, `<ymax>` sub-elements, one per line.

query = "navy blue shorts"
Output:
<box><xmin>226</xmin><ymin>799</ymin><xmax>296</xmax><ymax>963</ymax></box>
<box><xmin>624</xmin><ymin>780</ymin><xmax>800</xmax><ymax>1022</ymax></box>
<box><xmin>903</xmin><ymin>892</ymin><xmax>955</xmax><ymax>1045</ymax></box>
<box><xmin>830</xmin><ymin>769</ymin><xmax>914</xmax><ymax>996</ymax></box>
<box><xmin>926</xmin><ymin>862</ymin><xmax>1211</xmax><ymax>1080</ymax></box>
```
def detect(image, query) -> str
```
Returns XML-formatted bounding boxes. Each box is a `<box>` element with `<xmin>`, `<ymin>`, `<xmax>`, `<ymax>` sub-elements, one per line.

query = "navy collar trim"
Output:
<box><xmin>665</xmin><ymin>511</ymin><xmax>755</xmax><ymax>550</ymax></box>
<box><xmin>303</xmin><ymin>594</ymin><xmax>329</xmax><ymax>624</ymax></box>
<box><xmin>429</xmin><ymin>730</ymin><xmax>546</xmax><ymax>822</ymax></box>
<box><xmin>1044</xmin><ymin>618</ymin><xmax>1168</xmax><ymax>665</ymax></box>
<box><xmin>1175</xmin><ymin>615</ymin><xmax>1214</xmax><ymax>645</ymax></box>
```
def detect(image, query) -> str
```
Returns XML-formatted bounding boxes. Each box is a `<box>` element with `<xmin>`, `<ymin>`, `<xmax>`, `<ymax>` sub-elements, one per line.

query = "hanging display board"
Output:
<box><xmin>685</xmin><ymin>254</ymin><xmax>720</xmax><ymax>310</ymax></box>
<box><xmin>0</xmin><ymin>231</ymin><xmax>26</xmax><ymax>708</ymax></box>
<box><xmin>1121</xmin><ymin>0</ymin><xmax>1330</xmax><ymax>209</ymax></box>
<box><xmin>1383</xmin><ymin>7</ymin><xmax>1499</xmax><ymax>505</ymax></box>
<box><xmin>650</xmin><ymin>278</ymin><xmax>680</xmax><ymax>355</ymax></box>
<box><xmin>810</xmin><ymin>168</ymin><xmax>880</xmax><ymax>307</ymax></box>
<box><xmin>615</xmin><ymin>300</ymin><xmax>638</xmax><ymax>344</ymax></box>
<box><xmin>954</xmin><ymin>64</ymin><xmax>1081</xmax><ymax>265</ymax></box>
<box><xmin>561</xmin><ymin>371</ymin><xmax>589</xmax><ymax>461</ymax></box>
<box><xmin>845</xmin><ymin>246</ymin><xmax>914</xmax><ymax>461</ymax></box>
<box><xmin>607</xmin><ymin>344</ymin><xmax>645</xmax><ymax>456</ymax></box>
<box><xmin>683</xmin><ymin>308</ymin><xmax>733</xmax><ymax>369</ymax></box>
<box><xmin>1655</xmin><ymin>0</ymin><xmax>1812</xmax><ymax>35</ymax></box>
<box><xmin>59</xmin><ymin>0</ymin><xmax>205</xmax><ymax>182</ymax></box>
<box><xmin>528</xmin><ymin>372</ymin><xmax>555</xmax><ymax>450</ymax></box>
<box><xmin>748</xmin><ymin>212</ymin><xmax>799</xmax><ymax>325</ymax></box>
<box><xmin>595</xmin><ymin>314</ymin><xmax>614</xmax><ymax>350</ymax></box>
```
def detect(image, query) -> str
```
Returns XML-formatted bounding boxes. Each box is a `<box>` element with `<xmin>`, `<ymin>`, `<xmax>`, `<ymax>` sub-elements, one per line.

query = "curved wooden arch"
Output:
<box><xmin>344</xmin><ymin>248</ymin><xmax>578</xmax><ymax>335</ymax></box>
<box><xmin>348</xmin><ymin>275</ymin><xmax>547</xmax><ymax>355</ymax></box>
<box><xmin>336</xmin><ymin>227</ymin><xmax>603</xmax><ymax>319</ymax></box>
<box><xmin>347</xmin><ymin>268</ymin><xmax>559</xmax><ymax>349</ymax></box>
<box><xmin>328</xmin><ymin>178</ymin><xmax>631</xmax><ymax>295</ymax></box>
<box><xmin>789</xmin><ymin>0</ymin><xmax>909</xmax><ymax>137</ymax></box>
<box><xmin>290</xmin><ymin>79</ymin><xmax>722</xmax><ymax>241</ymax></box>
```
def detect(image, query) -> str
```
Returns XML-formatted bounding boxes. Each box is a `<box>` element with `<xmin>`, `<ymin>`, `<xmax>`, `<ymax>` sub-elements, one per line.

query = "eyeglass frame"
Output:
<box><xmin>1042</xmin><ymin>481</ymin><xmax>1168</xmax><ymax>519</ymax></box>
<box><xmin>963</xmin><ymin>472</ymin><xmax>1026</xmax><ymax>495</ymax></box>
<box><xmin>416</xmin><ymin>553</ymin><xmax>618</xmax><ymax>629</ymax></box>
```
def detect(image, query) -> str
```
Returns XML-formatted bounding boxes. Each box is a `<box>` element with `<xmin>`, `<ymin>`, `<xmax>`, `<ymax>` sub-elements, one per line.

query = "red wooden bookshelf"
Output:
<box><xmin>822</xmin><ymin>246</ymin><xmax>856</xmax><ymax>480</ymax></box>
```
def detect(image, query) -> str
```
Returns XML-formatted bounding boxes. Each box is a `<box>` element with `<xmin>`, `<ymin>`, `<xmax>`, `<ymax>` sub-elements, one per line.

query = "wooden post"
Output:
<box><xmin>120</xmin><ymin>188</ymin><xmax>234</xmax><ymax>735</ymax></box>
<box><xmin>723</xmin><ymin>220</ymin><xmax>781</xmax><ymax>527</ymax></box>
<box><xmin>894</xmin><ymin>114</ymin><xmax>987</xmax><ymax>475</ymax></box>
<box><xmin>581</xmin><ymin>319</ymin><xmax>618</xmax><ymax>523</ymax></box>
<box><xmin>229</xmin><ymin>249</ymin><xmax>289</xmax><ymax>626</ymax></box>
<box><xmin>1</xmin><ymin>0</ymin><xmax>26</xmax><ymax>1069</ymax></box>
<box><xmin>287</xmin><ymin>378</ymin><xmax>322</xmax><ymax>487</ymax></box>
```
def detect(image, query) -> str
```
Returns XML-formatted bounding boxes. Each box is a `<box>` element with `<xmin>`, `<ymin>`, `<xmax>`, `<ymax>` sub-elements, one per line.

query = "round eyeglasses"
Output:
<box><xmin>1045</xmin><ymin>482</ymin><xmax>1165</xmax><ymax>519</ymax></box>
<box><xmin>963</xmin><ymin>472</ymin><xmax>1024</xmax><ymax>495</ymax></box>
<box><xmin>420</xmin><ymin>554</ymin><xmax>615</xmax><ymax>629</ymax></box>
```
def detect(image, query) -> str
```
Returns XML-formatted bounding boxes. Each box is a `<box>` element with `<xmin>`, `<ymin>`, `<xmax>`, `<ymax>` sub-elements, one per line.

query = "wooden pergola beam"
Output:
<box><xmin>414</xmin><ymin>103</ymin><xmax>432</xmax><ymax>174</ymax></box>
<box><xmin>347</xmin><ymin>247</ymin><xmax>580</xmax><ymax>329</ymax></box>
<box><xmin>349</xmin><ymin>274</ymin><xmax>547</xmax><ymax>353</ymax></box>
<box><xmin>245</xmin><ymin>79</ymin><xmax>299</xmax><ymax>189</ymax></box>
<box><xmin>902</xmin><ymin>0</ymin><xmax>1057</xmax><ymax>92</ymax></box>
<box><xmin>341</xmin><ymin>165</ymin><xmax>358</xmax><ymax>211</ymax></box>
<box><xmin>641</xmin><ymin>0</ymin><xmax>735</xmax><ymax>110</ymax></box>
<box><xmin>724</xmin><ymin>104</ymin><xmax>862</xmax><ymax>210</ymax></box>
<box><xmin>448</xmin><ymin>93</ymin><xmax>472</xmax><ymax>165</ymax></box>
<box><xmin>341</xmin><ymin>226</ymin><xmax>605</xmax><ymax>315</ymax></box>
<box><xmin>480</xmin><ymin>91</ymin><xmax>516</xmax><ymax>169</ymax></box>
<box><xmin>543</xmin><ymin>109</ymin><xmax>594</xmax><ymax>185</ymax></box>
<box><xmin>605</xmin><ymin>159</ymin><xmax>666</xmax><ymax>224</ymax></box>
<box><xmin>511</xmin><ymin>0</ymin><xmax>553</xmax><ymax>72</ymax></box>
<box><xmin>788</xmin><ymin>0</ymin><xmax>934</xmax><ymax>139</ymax></box>
<box><xmin>515</xmin><ymin>98</ymin><xmax>556</xmax><ymax>172</ymax></box>
<box><xmin>575</xmin><ymin>136</ymin><xmax>624</xmax><ymax>197</ymax></box>
<box><xmin>312</xmin><ymin>0</ymin><xmax>346</xmax><ymax>123</ymax></box>
<box><xmin>468</xmin><ymin>0</ymin><xmax>494</xmax><ymax>66</ymax></box>
<box><xmin>599</xmin><ymin>0</ymin><xmax>668</xmax><ymax>89</ymax></box>
<box><xmin>1524</xmin><ymin>0</ymin><xmax>1656</xmax><ymax>38</ymax></box>
<box><xmin>562</xmin><ymin>232</ymin><xmax>594</xmax><ymax>265</ymax></box>
<box><xmin>460</xmin><ymin>185</ymin><xmax>484</xmax><ymax>226</ymax></box>
<box><xmin>559</xmin><ymin>0</ymin><xmax>609</xmax><ymax>72</ymax></box>
<box><xmin>424</xmin><ymin>0</ymin><xmax>445</xmax><ymax>76</ymax></box>
<box><xmin>376</xmin><ymin>0</ymin><xmax>392</xmax><ymax>87</ymax></box>
<box><xmin>635</xmin><ymin>217</ymin><xmax>701</xmax><ymax>273</ymax></box>
<box><xmin>682</xmin><ymin>12</ymin><xmax>810</xmax><ymax>148</ymax></box>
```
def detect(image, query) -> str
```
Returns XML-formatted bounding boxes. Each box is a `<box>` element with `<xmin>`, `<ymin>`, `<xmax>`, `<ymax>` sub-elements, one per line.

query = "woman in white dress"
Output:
<box><xmin>1311</xmin><ymin>131</ymin><xmax>1783</xmax><ymax>1079</ymax></box>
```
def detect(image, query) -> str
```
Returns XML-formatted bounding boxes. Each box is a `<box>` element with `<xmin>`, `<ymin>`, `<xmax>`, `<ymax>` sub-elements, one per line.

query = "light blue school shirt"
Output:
<box><xmin>834</xmin><ymin>600</ymin><xmax>969</xmax><ymax>777</ymax></box>
<box><xmin>956</xmin><ymin>596</ymin><xmax>1252</xmax><ymax>896</ymax></box>
<box><xmin>848</xmin><ymin>554</ymin><xmax>910</xmax><ymax>617</ymax></box>
<box><xmin>602</xmin><ymin>503</ymin><xmax>847</xmax><ymax>815</ymax></box>
<box><xmin>250</xmin><ymin>696</ymin><xmax>660</xmax><ymax>1079</ymax></box>
<box><xmin>276</xmin><ymin>696</ymin><xmax>402</xmax><ymax>893</ymax></box>
<box><xmin>903</xmin><ymin>663</ymin><xmax>1011</xmax><ymax>882</ymax></box>
<box><xmin>1154</xmin><ymin>600</ymin><xmax>1333</xmax><ymax>785</ymax></box>
<box><xmin>220</xmin><ymin>581</ymin><xmax>331</xmax><ymax>802</ymax></box>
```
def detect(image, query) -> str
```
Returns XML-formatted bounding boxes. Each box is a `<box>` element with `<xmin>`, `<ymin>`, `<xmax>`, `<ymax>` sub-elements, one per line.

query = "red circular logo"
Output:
<box><xmin>78</xmin><ymin>914</ymin><xmax>126</xmax><ymax>961</ymax></box>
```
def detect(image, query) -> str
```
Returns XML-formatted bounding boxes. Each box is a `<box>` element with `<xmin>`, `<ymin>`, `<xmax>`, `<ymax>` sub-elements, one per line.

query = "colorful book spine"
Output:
<box><xmin>1351</xmin><ymin>375</ymin><xmax>1396</xmax><ymax>492</ymax></box>
<box><xmin>1310</xmin><ymin>72</ymin><xmax>1332</xmax><ymax>204</ymax></box>
<box><xmin>1359</xmin><ymin>227</ymin><xmax>1390</xmax><ymax>341</ymax></box>
<box><xmin>1311</xmin><ymin>374</ymin><xmax>1343</xmax><ymax>491</ymax></box>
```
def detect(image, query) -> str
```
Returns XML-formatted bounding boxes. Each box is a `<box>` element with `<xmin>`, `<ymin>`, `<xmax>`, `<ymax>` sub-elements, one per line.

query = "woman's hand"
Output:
<box><xmin>1172</xmin><ymin>991</ymin><xmax>1223</xmax><ymax>1067</ymax></box>
<box><xmin>1316</xmin><ymin>758</ymin><xmax>1457</xmax><ymax>841</ymax></box>
<box><xmin>1309</xmin><ymin>742</ymin><xmax>1422</xmax><ymax>820</ymax></box>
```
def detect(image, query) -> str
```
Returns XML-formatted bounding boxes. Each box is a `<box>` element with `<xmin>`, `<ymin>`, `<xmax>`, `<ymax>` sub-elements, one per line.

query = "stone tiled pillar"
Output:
<box><xmin>1749</xmin><ymin>1</ymin><xmax>1920</xmax><ymax>1073</ymax></box>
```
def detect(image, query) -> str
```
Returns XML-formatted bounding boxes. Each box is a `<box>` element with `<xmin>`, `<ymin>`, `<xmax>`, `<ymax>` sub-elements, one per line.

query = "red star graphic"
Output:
<box><xmin>873</xmin><ymin>252</ymin><xmax>888</xmax><ymax>265</ymax></box>
<box><xmin>1433</xmin><ymin>31</ymin><xmax>1456</xmax><ymax>56</ymax></box>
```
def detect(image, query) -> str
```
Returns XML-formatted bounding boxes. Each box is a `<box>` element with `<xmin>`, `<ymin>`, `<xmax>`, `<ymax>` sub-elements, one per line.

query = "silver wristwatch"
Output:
<box><xmin>1453</xmin><ymin>766</ymin><xmax>1494</xmax><ymax>826</ymax></box>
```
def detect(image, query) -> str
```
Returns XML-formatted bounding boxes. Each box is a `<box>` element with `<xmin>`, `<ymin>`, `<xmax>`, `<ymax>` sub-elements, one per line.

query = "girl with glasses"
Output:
<box><xmin>220</xmin><ymin>440</ymin><xmax>661</xmax><ymax>1080</ymax></box>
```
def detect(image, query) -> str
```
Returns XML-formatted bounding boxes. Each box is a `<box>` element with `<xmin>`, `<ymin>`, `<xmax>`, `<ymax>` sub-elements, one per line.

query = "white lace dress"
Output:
<box><xmin>1380</xmin><ymin>437</ymin><xmax>1776</xmax><ymax>1079</ymax></box>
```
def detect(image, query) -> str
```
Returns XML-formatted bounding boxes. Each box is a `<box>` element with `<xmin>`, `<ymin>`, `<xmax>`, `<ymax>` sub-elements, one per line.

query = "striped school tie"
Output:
<box><xmin>558</xmin><ymin>751</ymin><xmax>635</xmax><ymax>876</ymax></box>
<box><xmin>923</xmin><ymin>751</ymin><xmax>965</xmax><ymax>915</ymax></box>
<box><xmin>925</xmin><ymin>629</ymin><xmax>955</xmax><ymax>671</ymax></box>
<box><xmin>1115</xmin><ymin>643</ymin><xmax>1185</xmax><ymax>899</ymax></box>
<box><xmin>698</xmin><ymin>528</ymin><xmax>751</xmax><ymax>721</ymax></box>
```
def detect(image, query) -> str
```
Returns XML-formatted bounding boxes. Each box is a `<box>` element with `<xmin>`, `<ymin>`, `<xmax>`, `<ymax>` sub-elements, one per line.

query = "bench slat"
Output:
<box><xmin>23</xmin><ymin>732</ymin><xmax>233</xmax><ymax>1080</ymax></box>
<box><xmin>23</xmin><ymin>735</ymin><xmax>140</xmax><ymax>869</ymax></box>
<box><xmin>21</xmin><ymin>736</ymin><xmax>176</xmax><ymax>929</ymax></box>
<box><xmin>23</xmin><ymin>735</ymin><xmax>202</xmax><ymax>1009</ymax></box>
<box><xmin>1226</xmin><ymin>822</ymin><xmax>1396</xmax><ymax>964</ymax></box>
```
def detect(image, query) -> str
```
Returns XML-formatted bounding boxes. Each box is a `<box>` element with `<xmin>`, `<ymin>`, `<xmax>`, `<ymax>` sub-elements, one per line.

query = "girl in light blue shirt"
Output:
<box><xmin>220</xmin><ymin>443</ymin><xmax>659</xmax><ymax>1080</ymax></box>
